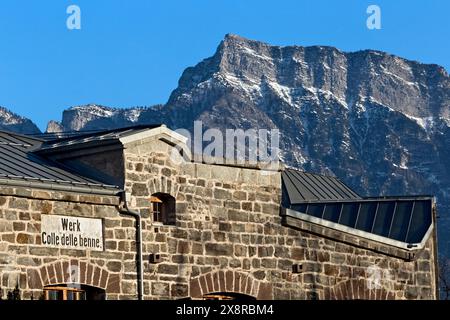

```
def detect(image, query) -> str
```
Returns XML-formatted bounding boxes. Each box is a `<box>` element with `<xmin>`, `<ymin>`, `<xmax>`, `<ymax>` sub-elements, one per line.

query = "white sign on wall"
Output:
<box><xmin>41</xmin><ymin>215</ymin><xmax>104</xmax><ymax>251</ymax></box>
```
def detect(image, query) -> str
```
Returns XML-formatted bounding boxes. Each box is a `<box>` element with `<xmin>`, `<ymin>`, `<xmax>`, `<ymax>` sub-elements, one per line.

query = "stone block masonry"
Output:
<box><xmin>0</xmin><ymin>188</ymin><xmax>136</xmax><ymax>300</ymax></box>
<box><xmin>0</xmin><ymin>135</ymin><xmax>438</xmax><ymax>300</ymax></box>
<box><xmin>122</xmin><ymin>138</ymin><xmax>437</xmax><ymax>300</ymax></box>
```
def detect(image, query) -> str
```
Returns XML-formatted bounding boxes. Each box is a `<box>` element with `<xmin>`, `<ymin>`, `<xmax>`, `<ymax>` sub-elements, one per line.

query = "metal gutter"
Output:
<box><xmin>119</xmin><ymin>191</ymin><xmax>144</xmax><ymax>300</ymax></box>
<box><xmin>0</xmin><ymin>178</ymin><xmax>121</xmax><ymax>196</ymax></box>
<box><xmin>432</xmin><ymin>201</ymin><xmax>440</xmax><ymax>299</ymax></box>
<box><xmin>289</xmin><ymin>196</ymin><xmax>434</xmax><ymax>205</ymax></box>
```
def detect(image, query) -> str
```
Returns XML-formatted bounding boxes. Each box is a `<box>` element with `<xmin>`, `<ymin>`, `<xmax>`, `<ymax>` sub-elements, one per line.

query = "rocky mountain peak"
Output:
<box><xmin>0</xmin><ymin>106</ymin><xmax>40</xmax><ymax>134</ymax></box>
<box><xmin>161</xmin><ymin>35</ymin><xmax>450</xmax><ymax>255</ymax></box>
<box><xmin>1</xmin><ymin>35</ymin><xmax>449</xmax><ymax>254</ymax></box>
<box><xmin>46</xmin><ymin>120</ymin><xmax>64</xmax><ymax>133</ymax></box>
<box><xmin>46</xmin><ymin>103</ymin><xmax>154</xmax><ymax>133</ymax></box>
<box><xmin>172</xmin><ymin>34</ymin><xmax>449</xmax><ymax>122</ymax></box>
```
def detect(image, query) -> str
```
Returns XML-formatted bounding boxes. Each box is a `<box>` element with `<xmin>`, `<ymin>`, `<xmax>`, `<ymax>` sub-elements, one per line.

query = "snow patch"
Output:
<box><xmin>292</xmin><ymin>56</ymin><xmax>308</xmax><ymax>68</ymax></box>
<box><xmin>124</xmin><ymin>109</ymin><xmax>143</xmax><ymax>123</ymax></box>
<box><xmin>266</xmin><ymin>81</ymin><xmax>294</xmax><ymax>105</ymax></box>
<box><xmin>0</xmin><ymin>107</ymin><xmax>24</xmax><ymax>125</ymax></box>
<box><xmin>380</xmin><ymin>65</ymin><xmax>418</xmax><ymax>88</ymax></box>
<box><xmin>442</xmin><ymin>117</ymin><xmax>450</xmax><ymax>127</ymax></box>
<box><xmin>304</xmin><ymin>87</ymin><xmax>348</xmax><ymax>108</ymax></box>
<box><xmin>393</xmin><ymin>154</ymin><xmax>409</xmax><ymax>170</ymax></box>
<box><xmin>71</xmin><ymin>105</ymin><xmax>115</xmax><ymax>118</ymax></box>
<box><xmin>361</xmin><ymin>96</ymin><xmax>437</xmax><ymax>133</ymax></box>
<box><xmin>217</xmin><ymin>73</ymin><xmax>262</xmax><ymax>98</ymax></box>
<box><xmin>403</xmin><ymin>114</ymin><xmax>435</xmax><ymax>131</ymax></box>
<box><xmin>238</xmin><ymin>44</ymin><xmax>273</xmax><ymax>62</ymax></box>
<box><xmin>362</xmin><ymin>96</ymin><xmax>396</xmax><ymax>112</ymax></box>
<box><xmin>322</xmin><ymin>62</ymin><xmax>330</xmax><ymax>70</ymax></box>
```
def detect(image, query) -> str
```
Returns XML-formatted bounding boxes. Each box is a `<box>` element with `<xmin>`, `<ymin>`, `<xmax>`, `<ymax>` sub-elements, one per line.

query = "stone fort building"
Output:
<box><xmin>0</xmin><ymin>125</ymin><xmax>439</xmax><ymax>300</ymax></box>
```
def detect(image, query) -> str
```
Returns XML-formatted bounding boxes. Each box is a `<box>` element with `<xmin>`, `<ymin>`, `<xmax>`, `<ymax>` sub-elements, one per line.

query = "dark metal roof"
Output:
<box><xmin>0</xmin><ymin>125</ymin><xmax>163</xmax><ymax>193</ymax></box>
<box><xmin>0</xmin><ymin>130</ymin><xmax>44</xmax><ymax>149</ymax></box>
<box><xmin>36</xmin><ymin>124</ymin><xmax>161</xmax><ymax>151</ymax></box>
<box><xmin>282</xmin><ymin>168</ymin><xmax>361</xmax><ymax>203</ymax></box>
<box><xmin>0</xmin><ymin>131</ymin><xmax>120</xmax><ymax>193</ymax></box>
<box><xmin>281</xmin><ymin>168</ymin><xmax>434</xmax><ymax>248</ymax></box>
<box><xmin>287</xmin><ymin>198</ymin><xmax>433</xmax><ymax>245</ymax></box>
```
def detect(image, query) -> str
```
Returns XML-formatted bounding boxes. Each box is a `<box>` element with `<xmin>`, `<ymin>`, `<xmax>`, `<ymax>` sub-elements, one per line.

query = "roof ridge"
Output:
<box><xmin>39</xmin><ymin>124</ymin><xmax>162</xmax><ymax>144</ymax></box>
<box><xmin>284</xmin><ymin>167</ymin><xmax>337</xmax><ymax>179</ymax></box>
<box><xmin>0</xmin><ymin>129</ymin><xmax>45</xmax><ymax>142</ymax></box>
<box><xmin>282</xmin><ymin>168</ymin><xmax>361</xmax><ymax>202</ymax></box>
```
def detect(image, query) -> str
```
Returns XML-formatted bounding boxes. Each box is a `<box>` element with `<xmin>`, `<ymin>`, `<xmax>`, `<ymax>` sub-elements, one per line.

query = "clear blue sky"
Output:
<box><xmin>0</xmin><ymin>0</ymin><xmax>448</xmax><ymax>131</ymax></box>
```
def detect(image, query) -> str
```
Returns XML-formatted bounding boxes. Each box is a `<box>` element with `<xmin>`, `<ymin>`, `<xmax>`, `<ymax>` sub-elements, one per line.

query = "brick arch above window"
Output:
<box><xmin>27</xmin><ymin>260</ymin><xmax>118</xmax><ymax>293</ymax></box>
<box><xmin>189</xmin><ymin>270</ymin><xmax>273</xmax><ymax>300</ymax></box>
<box><xmin>322</xmin><ymin>279</ymin><xmax>395</xmax><ymax>300</ymax></box>
<box><xmin>148</xmin><ymin>176</ymin><xmax>180</xmax><ymax>199</ymax></box>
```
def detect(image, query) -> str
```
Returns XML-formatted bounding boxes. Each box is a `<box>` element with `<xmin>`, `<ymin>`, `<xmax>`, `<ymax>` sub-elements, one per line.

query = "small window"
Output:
<box><xmin>43</xmin><ymin>285</ymin><xmax>104</xmax><ymax>300</ymax></box>
<box><xmin>151</xmin><ymin>193</ymin><xmax>176</xmax><ymax>225</ymax></box>
<box><xmin>202</xmin><ymin>292</ymin><xmax>256</xmax><ymax>300</ymax></box>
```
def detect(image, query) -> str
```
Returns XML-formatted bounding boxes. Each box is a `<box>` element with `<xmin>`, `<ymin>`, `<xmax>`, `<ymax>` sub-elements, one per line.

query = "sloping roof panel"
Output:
<box><xmin>0</xmin><ymin>131</ymin><xmax>120</xmax><ymax>193</ymax></box>
<box><xmin>282</xmin><ymin>168</ymin><xmax>361</xmax><ymax>203</ymax></box>
<box><xmin>281</xmin><ymin>168</ymin><xmax>434</xmax><ymax>248</ymax></box>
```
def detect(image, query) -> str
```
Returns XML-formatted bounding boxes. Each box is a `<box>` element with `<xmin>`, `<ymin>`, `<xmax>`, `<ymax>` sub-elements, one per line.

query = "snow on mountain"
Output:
<box><xmin>2</xmin><ymin>34</ymin><xmax>449</xmax><ymax>255</ymax></box>
<box><xmin>0</xmin><ymin>106</ymin><xmax>40</xmax><ymax>134</ymax></box>
<box><xmin>46</xmin><ymin>104</ymin><xmax>151</xmax><ymax>132</ymax></box>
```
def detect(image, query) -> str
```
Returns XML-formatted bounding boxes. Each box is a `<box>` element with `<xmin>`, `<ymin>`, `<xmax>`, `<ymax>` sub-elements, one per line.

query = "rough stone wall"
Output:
<box><xmin>0</xmin><ymin>137</ymin><xmax>439</xmax><ymax>300</ymax></box>
<box><xmin>0</xmin><ymin>187</ymin><xmax>137</xmax><ymax>300</ymax></box>
<box><xmin>124</xmin><ymin>137</ymin><xmax>438</xmax><ymax>300</ymax></box>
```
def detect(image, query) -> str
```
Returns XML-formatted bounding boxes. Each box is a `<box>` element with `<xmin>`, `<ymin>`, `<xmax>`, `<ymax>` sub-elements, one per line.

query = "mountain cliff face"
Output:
<box><xmin>3</xmin><ymin>34</ymin><xmax>450</xmax><ymax>254</ymax></box>
<box><xmin>155</xmin><ymin>35</ymin><xmax>450</xmax><ymax>257</ymax></box>
<box><xmin>158</xmin><ymin>34</ymin><xmax>450</xmax><ymax>198</ymax></box>
<box><xmin>47</xmin><ymin>104</ymin><xmax>154</xmax><ymax>132</ymax></box>
<box><xmin>0</xmin><ymin>107</ymin><xmax>40</xmax><ymax>134</ymax></box>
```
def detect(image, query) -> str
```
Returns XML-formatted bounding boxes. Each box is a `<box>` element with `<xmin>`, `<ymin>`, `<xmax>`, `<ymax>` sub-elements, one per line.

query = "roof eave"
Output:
<box><xmin>35</xmin><ymin>139</ymin><xmax>122</xmax><ymax>157</ymax></box>
<box><xmin>0</xmin><ymin>177</ymin><xmax>122</xmax><ymax>196</ymax></box>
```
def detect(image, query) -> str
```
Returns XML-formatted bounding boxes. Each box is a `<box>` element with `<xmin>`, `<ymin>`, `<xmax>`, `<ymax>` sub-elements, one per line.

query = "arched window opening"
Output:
<box><xmin>43</xmin><ymin>284</ymin><xmax>105</xmax><ymax>300</ymax></box>
<box><xmin>151</xmin><ymin>193</ymin><xmax>176</xmax><ymax>225</ymax></box>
